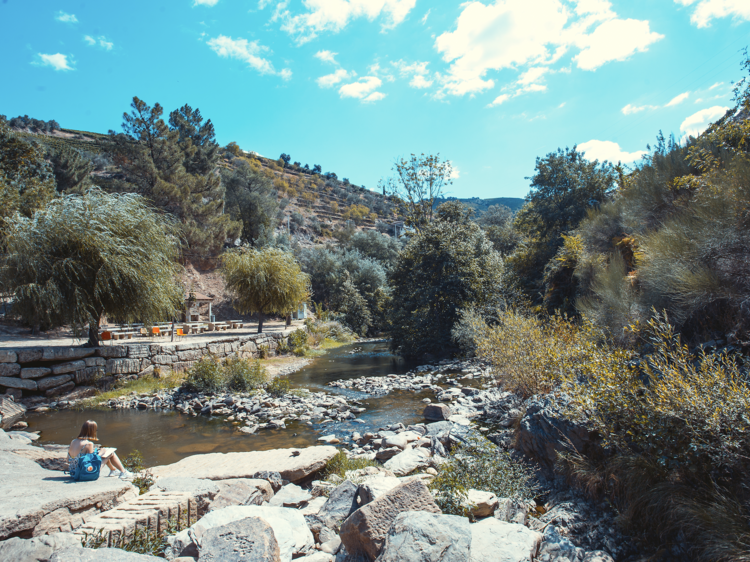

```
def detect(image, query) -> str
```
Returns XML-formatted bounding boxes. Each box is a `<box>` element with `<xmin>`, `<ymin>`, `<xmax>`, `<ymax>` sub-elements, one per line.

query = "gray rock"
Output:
<box><xmin>50</xmin><ymin>361</ymin><xmax>86</xmax><ymax>376</ymax></box>
<box><xmin>0</xmin><ymin>533</ymin><xmax>80</xmax><ymax>562</ymax></box>
<box><xmin>210</xmin><ymin>478</ymin><xmax>273</xmax><ymax>511</ymax></box>
<box><xmin>470</xmin><ymin>519</ymin><xmax>542</xmax><ymax>562</ymax></box>
<box><xmin>269</xmin><ymin>483</ymin><xmax>313</xmax><ymax>508</ymax></box>
<box><xmin>383</xmin><ymin>448</ymin><xmax>430</xmax><ymax>476</ymax></box>
<box><xmin>46</xmin><ymin>381</ymin><xmax>75</xmax><ymax>398</ymax></box>
<box><xmin>153</xmin><ymin>476</ymin><xmax>219</xmax><ymax>514</ymax></box>
<box><xmin>357</xmin><ymin>476</ymin><xmax>402</xmax><ymax>506</ymax></box>
<box><xmin>582</xmin><ymin>552</ymin><xmax>614</xmax><ymax>562</ymax></box>
<box><xmin>423</xmin><ymin>403</ymin><xmax>452</xmax><ymax>421</ymax></box>
<box><xmin>424</xmin><ymin>421</ymin><xmax>453</xmax><ymax>436</ymax></box>
<box><xmin>464</xmin><ymin>489</ymin><xmax>499</xmax><ymax>518</ymax></box>
<box><xmin>0</xmin><ymin>376</ymin><xmax>36</xmax><ymax>391</ymax></box>
<box><xmin>20</xmin><ymin>368</ymin><xmax>52</xmax><ymax>380</ymax></box>
<box><xmin>0</xmin><ymin>350</ymin><xmax>17</xmax><ymax>363</ymax></box>
<box><xmin>375</xmin><ymin>511</ymin><xmax>471</xmax><ymax>562</ymax></box>
<box><xmin>0</xmin><ymin>396</ymin><xmax>26</xmax><ymax>427</ymax></box>
<box><xmin>37</xmin><ymin>375</ymin><xmax>73</xmax><ymax>392</ymax></box>
<box><xmin>41</xmin><ymin>348</ymin><xmax>96</xmax><ymax>362</ymax></box>
<box><xmin>50</xmin><ymin>547</ymin><xmax>161</xmax><ymax>561</ymax></box>
<box><xmin>0</xmin><ymin>363</ymin><xmax>22</xmax><ymax>377</ymax></box>
<box><xmin>340</xmin><ymin>478</ymin><xmax>441</xmax><ymax>561</ymax></box>
<box><xmin>537</xmin><ymin>525</ymin><xmax>585</xmax><ymax>562</ymax></box>
<box><xmin>374</xmin><ymin>447</ymin><xmax>401</xmax><ymax>461</ymax></box>
<box><xmin>318</xmin><ymin>480</ymin><xmax>359</xmax><ymax>530</ymax></box>
<box><xmin>198</xmin><ymin>516</ymin><xmax>281</xmax><ymax>562</ymax></box>
<box><xmin>321</xmin><ymin>536</ymin><xmax>342</xmax><ymax>555</ymax></box>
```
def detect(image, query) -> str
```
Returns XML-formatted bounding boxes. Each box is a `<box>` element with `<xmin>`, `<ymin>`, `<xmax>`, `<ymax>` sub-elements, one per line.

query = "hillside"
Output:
<box><xmin>434</xmin><ymin>196</ymin><xmax>526</xmax><ymax>216</ymax></box>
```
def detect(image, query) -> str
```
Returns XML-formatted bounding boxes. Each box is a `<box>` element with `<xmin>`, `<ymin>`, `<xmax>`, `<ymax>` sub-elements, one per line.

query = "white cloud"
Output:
<box><xmin>277</xmin><ymin>0</ymin><xmax>418</xmax><ymax>43</ymax></box>
<box><xmin>434</xmin><ymin>0</ymin><xmax>662</xmax><ymax>97</ymax></box>
<box><xmin>674</xmin><ymin>0</ymin><xmax>750</xmax><ymax>28</ymax></box>
<box><xmin>207</xmin><ymin>35</ymin><xmax>287</xmax><ymax>77</ymax></box>
<box><xmin>579</xmin><ymin>139</ymin><xmax>646</xmax><ymax>163</ymax></box>
<box><xmin>84</xmin><ymin>35</ymin><xmax>114</xmax><ymax>50</ymax></box>
<box><xmin>572</xmin><ymin>18</ymin><xmax>663</xmax><ymax>70</ymax></box>
<box><xmin>364</xmin><ymin>91</ymin><xmax>387</xmax><ymax>102</ymax></box>
<box><xmin>35</xmin><ymin>53</ymin><xmax>74</xmax><ymax>71</ymax></box>
<box><xmin>410</xmin><ymin>75</ymin><xmax>433</xmax><ymax>88</ymax></box>
<box><xmin>666</xmin><ymin>91</ymin><xmax>689</xmax><ymax>106</ymax></box>
<box><xmin>339</xmin><ymin>76</ymin><xmax>384</xmax><ymax>100</ymax></box>
<box><xmin>317</xmin><ymin>68</ymin><xmax>355</xmax><ymax>87</ymax></box>
<box><xmin>450</xmin><ymin>165</ymin><xmax>460</xmax><ymax>179</ymax></box>
<box><xmin>421</xmin><ymin>8</ymin><xmax>431</xmax><ymax>24</ymax></box>
<box><xmin>621</xmin><ymin>103</ymin><xmax>657</xmax><ymax>114</ymax></box>
<box><xmin>680</xmin><ymin>105</ymin><xmax>729</xmax><ymax>137</ymax></box>
<box><xmin>709</xmin><ymin>82</ymin><xmax>722</xmax><ymax>90</ymax></box>
<box><xmin>194</xmin><ymin>0</ymin><xmax>220</xmax><ymax>5</ymax></box>
<box><xmin>487</xmin><ymin>94</ymin><xmax>511</xmax><ymax>107</ymax></box>
<box><xmin>315</xmin><ymin>50</ymin><xmax>338</xmax><ymax>64</ymax></box>
<box><xmin>280</xmin><ymin>68</ymin><xmax>293</xmax><ymax>81</ymax></box>
<box><xmin>55</xmin><ymin>11</ymin><xmax>77</xmax><ymax>23</ymax></box>
<box><xmin>392</xmin><ymin>60</ymin><xmax>433</xmax><ymax>88</ymax></box>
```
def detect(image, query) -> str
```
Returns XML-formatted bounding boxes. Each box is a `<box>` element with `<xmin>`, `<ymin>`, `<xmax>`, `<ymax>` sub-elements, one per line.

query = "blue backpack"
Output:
<box><xmin>72</xmin><ymin>452</ymin><xmax>102</xmax><ymax>482</ymax></box>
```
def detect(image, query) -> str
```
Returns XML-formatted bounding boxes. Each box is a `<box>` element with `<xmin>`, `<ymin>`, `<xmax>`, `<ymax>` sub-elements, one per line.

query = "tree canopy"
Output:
<box><xmin>0</xmin><ymin>189</ymin><xmax>184</xmax><ymax>346</ymax></box>
<box><xmin>388</xmin><ymin>201</ymin><xmax>504</xmax><ymax>358</ymax></box>
<box><xmin>221</xmin><ymin>247</ymin><xmax>310</xmax><ymax>333</ymax></box>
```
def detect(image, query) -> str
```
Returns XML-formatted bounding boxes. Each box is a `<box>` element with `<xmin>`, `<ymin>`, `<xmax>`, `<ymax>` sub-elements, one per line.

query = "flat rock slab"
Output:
<box><xmin>383</xmin><ymin>448</ymin><xmax>431</xmax><ymax>476</ymax></box>
<box><xmin>209</xmin><ymin>479</ymin><xmax>274</xmax><ymax>511</ymax></box>
<box><xmin>0</xmin><ymin>533</ymin><xmax>80</xmax><ymax>562</ymax></box>
<box><xmin>0</xmin><ymin>449</ymin><xmax>136</xmax><ymax>540</ymax></box>
<box><xmin>150</xmin><ymin>446</ymin><xmax>338</xmax><ymax>483</ymax></box>
<box><xmin>50</xmin><ymin>546</ymin><xmax>161</xmax><ymax>561</ymax></box>
<box><xmin>376</xmin><ymin>511</ymin><xmax>471</xmax><ymax>562</ymax></box>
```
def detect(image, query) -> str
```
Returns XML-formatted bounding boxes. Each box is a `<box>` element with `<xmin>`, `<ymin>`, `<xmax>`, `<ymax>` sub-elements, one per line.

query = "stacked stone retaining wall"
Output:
<box><xmin>0</xmin><ymin>331</ymin><xmax>290</xmax><ymax>399</ymax></box>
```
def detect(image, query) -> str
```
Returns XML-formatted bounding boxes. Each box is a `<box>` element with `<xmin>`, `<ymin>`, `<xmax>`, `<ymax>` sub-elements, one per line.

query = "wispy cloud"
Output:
<box><xmin>34</xmin><ymin>53</ymin><xmax>75</xmax><ymax>71</ymax></box>
<box><xmin>206</xmin><ymin>35</ymin><xmax>290</xmax><ymax>79</ymax></box>
<box><xmin>55</xmin><ymin>11</ymin><xmax>77</xmax><ymax>23</ymax></box>
<box><xmin>579</xmin><ymin>139</ymin><xmax>647</xmax><ymax>163</ymax></box>
<box><xmin>674</xmin><ymin>0</ymin><xmax>750</xmax><ymax>28</ymax></box>
<box><xmin>194</xmin><ymin>0</ymin><xmax>220</xmax><ymax>6</ymax></box>
<box><xmin>621</xmin><ymin>103</ymin><xmax>658</xmax><ymax>114</ymax></box>
<box><xmin>84</xmin><ymin>35</ymin><xmax>114</xmax><ymax>50</ymax></box>
<box><xmin>314</xmin><ymin>50</ymin><xmax>338</xmax><ymax>65</ymax></box>
<box><xmin>421</xmin><ymin>8</ymin><xmax>431</xmax><ymax>24</ymax></box>
<box><xmin>666</xmin><ymin>91</ymin><xmax>690</xmax><ymax>106</ymax></box>
<box><xmin>339</xmin><ymin>76</ymin><xmax>385</xmax><ymax>102</ymax></box>
<box><xmin>317</xmin><ymin>68</ymin><xmax>356</xmax><ymax>88</ymax></box>
<box><xmin>680</xmin><ymin>106</ymin><xmax>729</xmax><ymax>137</ymax></box>
<box><xmin>392</xmin><ymin>60</ymin><xmax>433</xmax><ymax>88</ymax></box>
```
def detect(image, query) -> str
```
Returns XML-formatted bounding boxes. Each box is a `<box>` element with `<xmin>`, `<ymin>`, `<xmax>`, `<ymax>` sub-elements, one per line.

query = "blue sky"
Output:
<box><xmin>1</xmin><ymin>0</ymin><xmax>748</xmax><ymax>198</ymax></box>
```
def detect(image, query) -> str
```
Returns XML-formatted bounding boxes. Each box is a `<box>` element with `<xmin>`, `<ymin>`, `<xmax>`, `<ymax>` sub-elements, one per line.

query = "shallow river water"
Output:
<box><xmin>25</xmin><ymin>341</ymin><xmax>431</xmax><ymax>466</ymax></box>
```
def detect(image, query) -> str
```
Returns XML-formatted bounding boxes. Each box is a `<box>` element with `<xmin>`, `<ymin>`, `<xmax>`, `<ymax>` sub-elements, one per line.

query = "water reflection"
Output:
<box><xmin>26</xmin><ymin>342</ymin><xmax>428</xmax><ymax>467</ymax></box>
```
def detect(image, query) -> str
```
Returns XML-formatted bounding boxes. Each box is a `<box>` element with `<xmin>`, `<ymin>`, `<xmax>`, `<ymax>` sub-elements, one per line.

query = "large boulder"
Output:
<box><xmin>0</xmin><ymin>396</ymin><xmax>26</xmax><ymax>428</ymax></box>
<box><xmin>197</xmin><ymin>516</ymin><xmax>281</xmax><ymax>562</ymax></box>
<box><xmin>269</xmin><ymin>483</ymin><xmax>312</xmax><ymax>508</ymax></box>
<box><xmin>375</xmin><ymin>511</ymin><xmax>471</xmax><ymax>562</ymax></box>
<box><xmin>357</xmin><ymin>476</ymin><xmax>402</xmax><ymax>506</ymax></box>
<box><xmin>0</xmin><ymin>533</ymin><xmax>79</xmax><ymax>562</ymax></box>
<box><xmin>464</xmin><ymin>490</ymin><xmax>499</xmax><ymax>518</ymax></box>
<box><xmin>150</xmin><ymin>446</ymin><xmax>338</xmax><ymax>483</ymax></box>
<box><xmin>470</xmin><ymin>519</ymin><xmax>542</xmax><ymax>562</ymax></box>
<box><xmin>317</xmin><ymin>480</ymin><xmax>359</xmax><ymax>530</ymax></box>
<box><xmin>383</xmin><ymin>448</ymin><xmax>431</xmax><ymax>476</ymax></box>
<box><xmin>423</xmin><ymin>404</ymin><xmax>452</xmax><ymax>421</ymax></box>
<box><xmin>171</xmin><ymin>505</ymin><xmax>313</xmax><ymax>562</ymax></box>
<box><xmin>536</xmin><ymin>525</ymin><xmax>585</xmax><ymax>562</ymax></box>
<box><xmin>339</xmin><ymin>478</ymin><xmax>441</xmax><ymax>561</ymax></box>
<box><xmin>210</xmin><ymin>478</ymin><xmax>273</xmax><ymax>511</ymax></box>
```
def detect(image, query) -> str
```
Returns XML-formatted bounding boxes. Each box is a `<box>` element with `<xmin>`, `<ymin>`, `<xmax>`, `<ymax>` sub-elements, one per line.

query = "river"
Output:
<box><xmin>25</xmin><ymin>341</ymin><xmax>432</xmax><ymax>467</ymax></box>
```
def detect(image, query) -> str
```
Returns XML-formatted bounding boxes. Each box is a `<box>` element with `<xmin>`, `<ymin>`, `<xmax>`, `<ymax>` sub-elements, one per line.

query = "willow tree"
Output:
<box><xmin>0</xmin><ymin>189</ymin><xmax>184</xmax><ymax>346</ymax></box>
<box><xmin>221</xmin><ymin>248</ymin><xmax>310</xmax><ymax>333</ymax></box>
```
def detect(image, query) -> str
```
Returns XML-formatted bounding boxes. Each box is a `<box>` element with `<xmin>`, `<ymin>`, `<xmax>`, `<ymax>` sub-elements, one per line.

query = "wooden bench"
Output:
<box><xmin>208</xmin><ymin>322</ymin><xmax>229</xmax><ymax>332</ymax></box>
<box><xmin>229</xmin><ymin>320</ymin><xmax>244</xmax><ymax>329</ymax></box>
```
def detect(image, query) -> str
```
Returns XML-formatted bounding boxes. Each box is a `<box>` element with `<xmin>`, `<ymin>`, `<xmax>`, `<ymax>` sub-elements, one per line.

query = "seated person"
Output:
<box><xmin>67</xmin><ymin>420</ymin><xmax>132</xmax><ymax>479</ymax></box>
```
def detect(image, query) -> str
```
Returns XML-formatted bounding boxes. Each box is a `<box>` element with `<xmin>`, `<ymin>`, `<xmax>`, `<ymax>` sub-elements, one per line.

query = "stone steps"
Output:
<box><xmin>74</xmin><ymin>490</ymin><xmax>197</xmax><ymax>543</ymax></box>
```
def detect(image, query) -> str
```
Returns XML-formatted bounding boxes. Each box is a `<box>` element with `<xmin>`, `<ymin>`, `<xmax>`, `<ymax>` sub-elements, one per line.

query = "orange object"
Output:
<box><xmin>152</xmin><ymin>327</ymin><xmax>161</xmax><ymax>336</ymax></box>
<box><xmin>101</xmin><ymin>331</ymin><xmax>112</xmax><ymax>341</ymax></box>
<box><xmin>176</xmin><ymin>328</ymin><xmax>185</xmax><ymax>338</ymax></box>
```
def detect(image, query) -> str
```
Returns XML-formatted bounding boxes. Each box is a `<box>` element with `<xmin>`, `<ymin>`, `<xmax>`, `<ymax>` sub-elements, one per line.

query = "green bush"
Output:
<box><xmin>122</xmin><ymin>450</ymin><xmax>154</xmax><ymax>495</ymax></box>
<box><xmin>322</xmin><ymin>450</ymin><xmax>379</xmax><ymax>481</ymax></box>
<box><xmin>182</xmin><ymin>356</ymin><xmax>224</xmax><ymax>393</ymax></box>
<box><xmin>81</xmin><ymin>513</ymin><xmax>187</xmax><ymax>556</ymax></box>
<box><xmin>224</xmin><ymin>357</ymin><xmax>267</xmax><ymax>392</ymax></box>
<box><xmin>429</xmin><ymin>435</ymin><xmax>536</xmax><ymax>519</ymax></box>
<box><xmin>266</xmin><ymin>376</ymin><xmax>291</xmax><ymax>397</ymax></box>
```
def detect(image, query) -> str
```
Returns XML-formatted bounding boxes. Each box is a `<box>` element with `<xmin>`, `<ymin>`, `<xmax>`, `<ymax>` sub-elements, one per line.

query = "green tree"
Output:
<box><xmin>168</xmin><ymin>104</ymin><xmax>220</xmax><ymax>176</ymax></box>
<box><xmin>380</xmin><ymin>153</ymin><xmax>453</xmax><ymax>233</ymax></box>
<box><xmin>0</xmin><ymin>118</ymin><xmax>56</xmax><ymax>230</ymax></box>
<box><xmin>0</xmin><ymin>189</ymin><xmax>183</xmax><ymax>346</ymax></box>
<box><xmin>507</xmin><ymin>147</ymin><xmax>616</xmax><ymax>307</ymax></box>
<box><xmin>388</xmin><ymin>201</ymin><xmax>504</xmax><ymax>358</ymax></box>
<box><xmin>334</xmin><ymin>278</ymin><xmax>372</xmax><ymax>336</ymax></box>
<box><xmin>222</xmin><ymin>160</ymin><xmax>279</xmax><ymax>246</ymax></box>
<box><xmin>48</xmin><ymin>145</ymin><xmax>94</xmax><ymax>193</ymax></box>
<box><xmin>221</xmin><ymin>247</ymin><xmax>310</xmax><ymax>333</ymax></box>
<box><xmin>106</xmin><ymin>97</ymin><xmax>240</xmax><ymax>256</ymax></box>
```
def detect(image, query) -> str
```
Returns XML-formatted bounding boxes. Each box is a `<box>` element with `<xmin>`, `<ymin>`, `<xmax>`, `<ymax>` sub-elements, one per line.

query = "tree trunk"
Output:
<box><xmin>88</xmin><ymin>317</ymin><xmax>101</xmax><ymax>347</ymax></box>
<box><xmin>286</xmin><ymin>314</ymin><xmax>292</xmax><ymax>328</ymax></box>
<box><xmin>257</xmin><ymin>314</ymin><xmax>264</xmax><ymax>334</ymax></box>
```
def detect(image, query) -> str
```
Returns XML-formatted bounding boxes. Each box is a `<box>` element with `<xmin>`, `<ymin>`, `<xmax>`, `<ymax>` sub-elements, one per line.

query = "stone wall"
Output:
<box><xmin>0</xmin><ymin>331</ymin><xmax>290</xmax><ymax>399</ymax></box>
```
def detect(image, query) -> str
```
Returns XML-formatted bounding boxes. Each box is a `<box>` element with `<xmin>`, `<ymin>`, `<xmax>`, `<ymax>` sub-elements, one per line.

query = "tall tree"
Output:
<box><xmin>222</xmin><ymin>160</ymin><xmax>279</xmax><ymax>246</ymax></box>
<box><xmin>388</xmin><ymin>201</ymin><xmax>504</xmax><ymax>358</ymax></box>
<box><xmin>380</xmin><ymin>153</ymin><xmax>453</xmax><ymax>233</ymax></box>
<box><xmin>221</xmin><ymin>247</ymin><xmax>310</xmax><ymax>333</ymax></box>
<box><xmin>168</xmin><ymin>104</ymin><xmax>220</xmax><ymax>175</ymax></box>
<box><xmin>0</xmin><ymin>189</ymin><xmax>183</xmax><ymax>346</ymax></box>
<box><xmin>106</xmin><ymin>97</ymin><xmax>240</xmax><ymax>256</ymax></box>
<box><xmin>507</xmin><ymin>146</ymin><xmax>616</xmax><ymax>305</ymax></box>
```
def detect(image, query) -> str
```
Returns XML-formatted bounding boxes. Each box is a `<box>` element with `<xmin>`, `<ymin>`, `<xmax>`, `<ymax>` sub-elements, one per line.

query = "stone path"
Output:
<box><xmin>74</xmin><ymin>490</ymin><xmax>197</xmax><ymax>543</ymax></box>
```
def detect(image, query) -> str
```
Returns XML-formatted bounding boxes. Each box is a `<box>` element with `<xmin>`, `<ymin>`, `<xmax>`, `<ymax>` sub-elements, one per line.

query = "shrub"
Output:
<box><xmin>288</xmin><ymin>328</ymin><xmax>309</xmax><ymax>349</ymax></box>
<box><xmin>224</xmin><ymin>357</ymin><xmax>267</xmax><ymax>392</ymax></box>
<box><xmin>81</xmin><ymin>513</ymin><xmax>187</xmax><ymax>556</ymax></box>
<box><xmin>266</xmin><ymin>376</ymin><xmax>291</xmax><ymax>397</ymax></box>
<box><xmin>429</xmin><ymin>435</ymin><xmax>536</xmax><ymax>519</ymax></box>
<box><xmin>122</xmin><ymin>450</ymin><xmax>154</xmax><ymax>495</ymax></box>
<box><xmin>182</xmin><ymin>356</ymin><xmax>224</xmax><ymax>393</ymax></box>
<box><xmin>322</xmin><ymin>450</ymin><xmax>379</xmax><ymax>481</ymax></box>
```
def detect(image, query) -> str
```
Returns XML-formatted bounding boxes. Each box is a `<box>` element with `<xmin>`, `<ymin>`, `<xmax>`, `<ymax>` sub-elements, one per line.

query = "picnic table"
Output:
<box><xmin>208</xmin><ymin>322</ymin><xmax>230</xmax><ymax>332</ymax></box>
<box><xmin>229</xmin><ymin>320</ymin><xmax>244</xmax><ymax>329</ymax></box>
<box><xmin>183</xmin><ymin>323</ymin><xmax>207</xmax><ymax>334</ymax></box>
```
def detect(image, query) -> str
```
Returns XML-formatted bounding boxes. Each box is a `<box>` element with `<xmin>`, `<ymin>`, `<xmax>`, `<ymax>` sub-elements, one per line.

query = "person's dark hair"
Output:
<box><xmin>77</xmin><ymin>420</ymin><xmax>98</xmax><ymax>441</ymax></box>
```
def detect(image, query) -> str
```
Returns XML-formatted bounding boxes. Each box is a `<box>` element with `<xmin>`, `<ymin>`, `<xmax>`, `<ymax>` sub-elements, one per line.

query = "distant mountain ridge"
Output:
<box><xmin>434</xmin><ymin>196</ymin><xmax>526</xmax><ymax>215</ymax></box>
